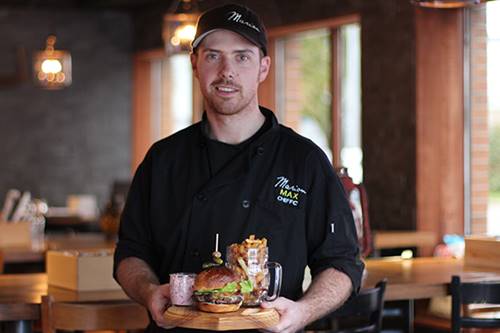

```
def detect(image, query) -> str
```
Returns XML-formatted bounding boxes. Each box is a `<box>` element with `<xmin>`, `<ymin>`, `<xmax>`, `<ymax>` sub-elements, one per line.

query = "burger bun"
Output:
<box><xmin>194</xmin><ymin>266</ymin><xmax>241</xmax><ymax>290</ymax></box>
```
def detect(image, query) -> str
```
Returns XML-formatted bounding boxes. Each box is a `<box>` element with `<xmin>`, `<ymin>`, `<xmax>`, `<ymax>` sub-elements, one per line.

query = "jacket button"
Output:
<box><xmin>242</xmin><ymin>200</ymin><xmax>250</xmax><ymax>208</ymax></box>
<box><xmin>257</xmin><ymin>146</ymin><xmax>265</xmax><ymax>155</ymax></box>
<box><xmin>197</xmin><ymin>193</ymin><xmax>207</xmax><ymax>201</ymax></box>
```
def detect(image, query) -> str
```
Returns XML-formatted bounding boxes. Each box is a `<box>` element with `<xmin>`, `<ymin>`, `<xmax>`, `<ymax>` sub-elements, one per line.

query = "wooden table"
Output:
<box><xmin>361</xmin><ymin>257</ymin><xmax>500</xmax><ymax>333</ymax></box>
<box><xmin>362</xmin><ymin>256</ymin><xmax>500</xmax><ymax>300</ymax></box>
<box><xmin>1</xmin><ymin>234</ymin><xmax>119</xmax><ymax>332</ymax></box>
<box><xmin>0</xmin><ymin>273</ymin><xmax>131</xmax><ymax>333</ymax></box>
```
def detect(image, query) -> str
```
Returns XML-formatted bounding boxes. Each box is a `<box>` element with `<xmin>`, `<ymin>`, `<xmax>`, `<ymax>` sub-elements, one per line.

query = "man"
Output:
<box><xmin>114</xmin><ymin>3</ymin><xmax>364</xmax><ymax>333</ymax></box>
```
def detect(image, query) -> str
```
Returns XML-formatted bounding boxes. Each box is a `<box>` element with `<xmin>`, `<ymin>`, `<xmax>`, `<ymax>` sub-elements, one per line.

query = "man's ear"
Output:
<box><xmin>190</xmin><ymin>53</ymin><xmax>198</xmax><ymax>78</ymax></box>
<box><xmin>258</xmin><ymin>56</ymin><xmax>271</xmax><ymax>83</ymax></box>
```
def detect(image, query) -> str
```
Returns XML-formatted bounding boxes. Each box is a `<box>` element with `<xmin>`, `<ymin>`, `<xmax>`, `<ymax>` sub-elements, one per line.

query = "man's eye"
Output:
<box><xmin>206</xmin><ymin>53</ymin><xmax>218</xmax><ymax>60</ymax></box>
<box><xmin>238</xmin><ymin>54</ymin><xmax>250</xmax><ymax>62</ymax></box>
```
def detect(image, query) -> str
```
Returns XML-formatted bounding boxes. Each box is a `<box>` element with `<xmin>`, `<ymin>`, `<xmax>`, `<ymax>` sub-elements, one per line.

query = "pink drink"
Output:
<box><xmin>169</xmin><ymin>273</ymin><xmax>196</xmax><ymax>306</ymax></box>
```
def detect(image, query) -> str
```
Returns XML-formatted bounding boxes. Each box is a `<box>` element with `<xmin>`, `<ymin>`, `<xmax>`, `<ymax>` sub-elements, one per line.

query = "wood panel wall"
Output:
<box><xmin>257</xmin><ymin>37</ymin><xmax>276</xmax><ymax>112</ymax></box>
<box><xmin>416</xmin><ymin>8</ymin><xmax>465</xmax><ymax>249</ymax></box>
<box><xmin>132</xmin><ymin>50</ymin><xmax>166</xmax><ymax>173</ymax></box>
<box><xmin>132</xmin><ymin>56</ymin><xmax>152</xmax><ymax>173</ymax></box>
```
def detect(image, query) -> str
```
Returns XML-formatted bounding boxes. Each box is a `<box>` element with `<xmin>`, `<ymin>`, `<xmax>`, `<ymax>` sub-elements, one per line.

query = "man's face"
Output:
<box><xmin>191</xmin><ymin>30</ymin><xmax>270</xmax><ymax>117</ymax></box>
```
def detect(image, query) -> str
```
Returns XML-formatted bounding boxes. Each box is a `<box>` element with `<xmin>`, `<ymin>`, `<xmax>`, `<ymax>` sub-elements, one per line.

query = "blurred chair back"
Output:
<box><xmin>41</xmin><ymin>295</ymin><xmax>149</xmax><ymax>333</ymax></box>
<box><xmin>336</xmin><ymin>167</ymin><xmax>372</xmax><ymax>257</ymax></box>
<box><xmin>451</xmin><ymin>275</ymin><xmax>500</xmax><ymax>333</ymax></box>
<box><xmin>307</xmin><ymin>279</ymin><xmax>387</xmax><ymax>333</ymax></box>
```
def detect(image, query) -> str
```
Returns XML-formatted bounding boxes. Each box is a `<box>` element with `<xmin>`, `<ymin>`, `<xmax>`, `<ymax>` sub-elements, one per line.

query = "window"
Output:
<box><xmin>131</xmin><ymin>51</ymin><xmax>196</xmax><ymax>170</ymax></box>
<box><xmin>339</xmin><ymin>24</ymin><xmax>362</xmax><ymax>183</ymax></box>
<box><xmin>275</xmin><ymin>28</ymin><xmax>333</xmax><ymax>160</ymax></box>
<box><xmin>154</xmin><ymin>54</ymin><xmax>194</xmax><ymax>139</ymax></box>
<box><xmin>270</xmin><ymin>16</ymin><xmax>362</xmax><ymax>182</ymax></box>
<box><xmin>468</xmin><ymin>1</ymin><xmax>500</xmax><ymax>236</ymax></box>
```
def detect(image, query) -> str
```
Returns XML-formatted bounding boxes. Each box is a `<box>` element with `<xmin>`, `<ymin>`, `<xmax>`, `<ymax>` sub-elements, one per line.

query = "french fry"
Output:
<box><xmin>237</xmin><ymin>257</ymin><xmax>250</xmax><ymax>278</ymax></box>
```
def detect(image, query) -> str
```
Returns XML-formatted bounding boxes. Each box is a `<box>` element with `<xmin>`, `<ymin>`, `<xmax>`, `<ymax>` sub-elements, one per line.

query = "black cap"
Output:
<box><xmin>191</xmin><ymin>3</ymin><xmax>267</xmax><ymax>56</ymax></box>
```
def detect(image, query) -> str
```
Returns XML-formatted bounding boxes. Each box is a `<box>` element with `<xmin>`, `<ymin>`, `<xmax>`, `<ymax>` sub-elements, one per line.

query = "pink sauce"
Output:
<box><xmin>169</xmin><ymin>273</ymin><xmax>196</xmax><ymax>306</ymax></box>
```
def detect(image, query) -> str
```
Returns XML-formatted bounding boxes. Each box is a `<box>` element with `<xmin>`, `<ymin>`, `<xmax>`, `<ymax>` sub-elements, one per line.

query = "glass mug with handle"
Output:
<box><xmin>226</xmin><ymin>243</ymin><xmax>282</xmax><ymax>306</ymax></box>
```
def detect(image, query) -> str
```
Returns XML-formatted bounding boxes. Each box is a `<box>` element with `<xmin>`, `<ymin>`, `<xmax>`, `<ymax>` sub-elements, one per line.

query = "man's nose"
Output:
<box><xmin>219</xmin><ymin>58</ymin><xmax>235</xmax><ymax>80</ymax></box>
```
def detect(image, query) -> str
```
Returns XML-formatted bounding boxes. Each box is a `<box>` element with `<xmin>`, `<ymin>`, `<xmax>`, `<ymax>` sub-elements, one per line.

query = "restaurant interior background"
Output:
<box><xmin>1</xmin><ymin>0</ymin><xmax>499</xmax><ymax>241</ymax></box>
<box><xmin>0</xmin><ymin>1</ymin><xmax>500</xmax><ymax>333</ymax></box>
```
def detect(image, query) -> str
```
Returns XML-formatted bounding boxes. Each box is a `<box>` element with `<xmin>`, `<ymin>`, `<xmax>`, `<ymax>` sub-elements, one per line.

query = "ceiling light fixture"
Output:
<box><xmin>33</xmin><ymin>35</ymin><xmax>72</xmax><ymax>89</ymax></box>
<box><xmin>163</xmin><ymin>0</ymin><xmax>200</xmax><ymax>55</ymax></box>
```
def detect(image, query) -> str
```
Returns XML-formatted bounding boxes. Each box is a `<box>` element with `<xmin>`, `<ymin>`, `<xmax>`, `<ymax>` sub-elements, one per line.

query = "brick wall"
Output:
<box><xmin>0</xmin><ymin>9</ymin><xmax>133</xmax><ymax>207</ymax></box>
<box><xmin>282</xmin><ymin>37</ymin><xmax>303</xmax><ymax>132</ymax></box>
<box><xmin>470</xmin><ymin>6</ymin><xmax>489</xmax><ymax>234</ymax></box>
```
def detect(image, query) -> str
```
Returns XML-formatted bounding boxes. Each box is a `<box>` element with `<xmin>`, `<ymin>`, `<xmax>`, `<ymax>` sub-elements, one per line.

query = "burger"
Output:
<box><xmin>193</xmin><ymin>266</ymin><xmax>253</xmax><ymax>313</ymax></box>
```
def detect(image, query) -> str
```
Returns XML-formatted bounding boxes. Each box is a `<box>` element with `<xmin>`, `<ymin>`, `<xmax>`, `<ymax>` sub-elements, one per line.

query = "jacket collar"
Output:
<box><xmin>197</xmin><ymin>106</ymin><xmax>279</xmax><ymax>191</ymax></box>
<box><xmin>198</xmin><ymin>106</ymin><xmax>278</xmax><ymax>146</ymax></box>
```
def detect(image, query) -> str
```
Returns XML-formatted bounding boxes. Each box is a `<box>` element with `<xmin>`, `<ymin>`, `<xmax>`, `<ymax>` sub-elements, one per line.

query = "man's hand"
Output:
<box><xmin>115</xmin><ymin>258</ymin><xmax>176</xmax><ymax>329</ymax></box>
<box><xmin>146</xmin><ymin>283</ymin><xmax>173</xmax><ymax>329</ymax></box>
<box><xmin>260</xmin><ymin>297</ymin><xmax>310</xmax><ymax>333</ymax></box>
<box><xmin>259</xmin><ymin>268</ymin><xmax>352</xmax><ymax>333</ymax></box>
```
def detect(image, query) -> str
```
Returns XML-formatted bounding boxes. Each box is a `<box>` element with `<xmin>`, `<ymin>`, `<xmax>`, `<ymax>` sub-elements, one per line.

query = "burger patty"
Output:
<box><xmin>194</xmin><ymin>293</ymin><xmax>243</xmax><ymax>304</ymax></box>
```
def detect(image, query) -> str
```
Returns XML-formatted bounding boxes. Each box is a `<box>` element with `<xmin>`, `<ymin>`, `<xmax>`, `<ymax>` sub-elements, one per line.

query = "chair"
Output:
<box><xmin>306</xmin><ymin>279</ymin><xmax>387</xmax><ymax>333</ymax></box>
<box><xmin>41</xmin><ymin>295</ymin><xmax>149</xmax><ymax>333</ymax></box>
<box><xmin>450</xmin><ymin>275</ymin><xmax>500</xmax><ymax>333</ymax></box>
<box><xmin>336</xmin><ymin>167</ymin><xmax>373</xmax><ymax>257</ymax></box>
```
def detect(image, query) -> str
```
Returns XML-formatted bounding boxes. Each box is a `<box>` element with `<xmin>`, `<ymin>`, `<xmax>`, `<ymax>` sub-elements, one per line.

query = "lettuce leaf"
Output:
<box><xmin>194</xmin><ymin>280</ymin><xmax>253</xmax><ymax>295</ymax></box>
<box><xmin>218</xmin><ymin>281</ymin><xmax>238</xmax><ymax>293</ymax></box>
<box><xmin>239</xmin><ymin>280</ymin><xmax>253</xmax><ymax>294</ymax></box>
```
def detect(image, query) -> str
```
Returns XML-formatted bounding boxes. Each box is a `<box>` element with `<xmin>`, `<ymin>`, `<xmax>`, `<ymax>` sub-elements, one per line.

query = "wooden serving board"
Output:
<box><xmin>164</xmin><ymin>306</ymin><xmax>280</xmax><ymax>331</ymax></box>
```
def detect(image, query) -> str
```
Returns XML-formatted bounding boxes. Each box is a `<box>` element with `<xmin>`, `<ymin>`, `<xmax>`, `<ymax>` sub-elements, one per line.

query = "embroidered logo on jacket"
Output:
<box><xmin>274</xmin><ymin>176</ymin><xmax>306</xmax><ymax>207</ymax></box>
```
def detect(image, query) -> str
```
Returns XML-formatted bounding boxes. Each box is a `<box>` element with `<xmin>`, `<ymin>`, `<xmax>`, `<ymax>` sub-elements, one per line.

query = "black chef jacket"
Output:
<box><xmin>114</xmin><ymin>107</ymin><xmax>364</xmax><ymax>333</ymax></box>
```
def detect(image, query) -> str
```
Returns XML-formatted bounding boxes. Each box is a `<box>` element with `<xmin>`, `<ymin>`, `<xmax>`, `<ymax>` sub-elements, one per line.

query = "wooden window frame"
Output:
<box><xmin>260</xmin><ymin>14</ymin><xmax>360</xmax><ymax>167</ymax></box>
<box><xmin>131</xmin><ymin>50</ymin><xmax>202</xmax><ymax>172</ymax></box>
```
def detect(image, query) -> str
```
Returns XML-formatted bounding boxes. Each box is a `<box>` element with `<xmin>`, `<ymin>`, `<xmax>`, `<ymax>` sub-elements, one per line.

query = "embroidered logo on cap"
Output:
<box><xmin>227</xmin><ymin>11</ymin><xmax>261</xmax><ymax>32</ymax></box>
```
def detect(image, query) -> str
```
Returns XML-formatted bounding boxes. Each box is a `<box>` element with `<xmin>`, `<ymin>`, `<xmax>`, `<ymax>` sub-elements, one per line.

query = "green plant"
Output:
<box><xmin>299</xmin><ymin>32</ymin><xmax>331</xmax><ymax>141</ymax></box>
<box><xmin>490</xmin><ymin>125</ymin><xmax>500</xmax><ymax>192</ymax></box>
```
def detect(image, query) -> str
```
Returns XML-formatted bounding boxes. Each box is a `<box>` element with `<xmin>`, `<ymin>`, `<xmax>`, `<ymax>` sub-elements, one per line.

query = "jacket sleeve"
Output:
<box><xmin>113</xmin><ymin>148</ymin><xmax>158</xmax><ymax>279</ymax></box>
<box><xmin>305</xmin><ymin>148</ymin><xmax>365</xmax><ymax>293</ymax></box>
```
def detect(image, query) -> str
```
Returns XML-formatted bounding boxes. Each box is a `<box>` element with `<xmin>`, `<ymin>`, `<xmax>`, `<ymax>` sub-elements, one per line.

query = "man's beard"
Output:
<box><xmin>207</xmin><ymin>80</ymin><xmax>248</xmax><ymax>115</ymax></box>
<box><xmin>205</xmin><ymin>77</ymin><xmax>259</xmax><ymax>116</ymax></box>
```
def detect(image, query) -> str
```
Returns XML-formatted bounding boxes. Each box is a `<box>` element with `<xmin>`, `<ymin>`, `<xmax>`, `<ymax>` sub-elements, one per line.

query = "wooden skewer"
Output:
<box><xmin>212</xmin><ymin>233</ymin><xmax>222</xmax><ymax>262</ymax></box>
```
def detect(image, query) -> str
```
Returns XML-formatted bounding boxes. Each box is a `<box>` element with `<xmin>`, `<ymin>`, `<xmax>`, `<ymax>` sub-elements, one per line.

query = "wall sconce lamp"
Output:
<box><xmin>163</xmin><ymin>0</ymin><xmax>200</xmax><ymax>55</ymax></box>
<box><xmin>33</xmin><ymin>35</ymin><xmax>72</xmax><ymax>89</ymax></box>
<box><xmin>411</xmin><ymin>0</ymin><xmax>491</xmax><ymax>8</ymax></box>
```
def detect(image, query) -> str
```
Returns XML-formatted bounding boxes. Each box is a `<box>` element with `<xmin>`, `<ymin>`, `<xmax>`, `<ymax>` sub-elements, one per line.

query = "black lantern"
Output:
<box><xmin>163</xmin><ymin>0</ymin><xmax>200</xmax><ymax>54</ymax></box>
<box><xmin>33</xmin><ymin>35</ymin><xmax>72</xmax><ymax>89</ymax></box>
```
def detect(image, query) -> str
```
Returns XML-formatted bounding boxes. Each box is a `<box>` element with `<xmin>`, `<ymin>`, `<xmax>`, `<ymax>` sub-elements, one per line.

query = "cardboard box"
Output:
<box><xmin>464</xmin><ymin>236</ymin><xmax>500</xmax><ymax>270</ymax></box>
<box><xmin>47</xmin><ymin>249</ymin><xmax>121</xmax><ymax>291</ymax></box>
<box><xmin>0</xmin><ymin>221</ymin><xmax>32</xmax><ymax>248</ymax></box>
